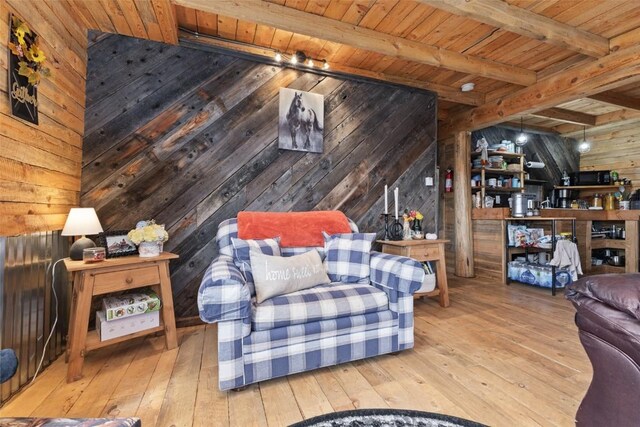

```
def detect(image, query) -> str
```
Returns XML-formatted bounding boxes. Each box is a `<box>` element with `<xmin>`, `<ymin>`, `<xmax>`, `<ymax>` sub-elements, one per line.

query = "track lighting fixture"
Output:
<box><xmin>274</xmin><ymin>50</ymin><xmax>329</xmax><ymax>70</ymax></box>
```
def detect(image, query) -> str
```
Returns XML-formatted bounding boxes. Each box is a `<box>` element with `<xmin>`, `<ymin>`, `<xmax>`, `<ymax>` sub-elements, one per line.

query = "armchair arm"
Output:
<box><xmin>197</xmin><ymin>254</ymin><xmax>252</xmax><ymax>323</ymax></box>
<box><xmin>369</xmin><ymin>251</ymin><xmax>425</xmax><ymax>295</ymax></box>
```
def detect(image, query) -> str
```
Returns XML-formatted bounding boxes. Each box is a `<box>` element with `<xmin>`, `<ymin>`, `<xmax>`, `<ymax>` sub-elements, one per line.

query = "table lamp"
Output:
<box><xmin>61</xmin><ymin>208</ymin><xmax>104</xmax><ymax>260</ymax></box>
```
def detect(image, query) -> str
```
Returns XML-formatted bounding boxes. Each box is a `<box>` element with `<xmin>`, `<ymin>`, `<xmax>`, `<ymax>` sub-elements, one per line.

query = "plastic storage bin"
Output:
<box><xmin>508</xmin><ymin>261</ymin><xmax>572</xmax><ymax>289</ymax></box>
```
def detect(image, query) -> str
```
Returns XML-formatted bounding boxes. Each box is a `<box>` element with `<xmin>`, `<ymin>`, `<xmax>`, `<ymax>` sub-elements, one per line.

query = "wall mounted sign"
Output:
<box><xmin>7</xmin><ymin>14</ymin><xmax>50</xmax><ymax>125</ymax></box>
<box><xmin>278</xmin><ymin>88</ymin><xmax>324</xmax><ymax>153</ymax></box>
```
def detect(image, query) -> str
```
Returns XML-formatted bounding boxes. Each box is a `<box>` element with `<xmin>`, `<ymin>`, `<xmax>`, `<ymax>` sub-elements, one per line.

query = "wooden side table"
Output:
<box><xmin>63</xmin><ymin>252</ymin><xmax>179</xmax><ymax>382</ymax></box>
<box><xmin>377</xmin><ymin>239</ymin><xmax>450</xmax><ymax>307</ymax></box>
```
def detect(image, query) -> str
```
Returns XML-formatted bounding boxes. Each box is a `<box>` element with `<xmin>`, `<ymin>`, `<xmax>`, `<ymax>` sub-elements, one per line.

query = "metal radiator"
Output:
<box><xmin>0</xmin><ymin>232</ymin><xmax>70</xmax><ymax>404</ymax></box>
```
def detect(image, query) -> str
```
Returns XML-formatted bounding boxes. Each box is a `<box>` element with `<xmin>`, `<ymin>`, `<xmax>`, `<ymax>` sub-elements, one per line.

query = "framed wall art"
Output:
<box><xmin>7</xmin><ymin>14</ymin><xmax>50</xmax><ymax>124</ymax></box>
<box><xmin>96</xmin><ymin>230</ymin><xmax>138</xmax><ymax>258</ymax></box>
<box><xmin>278</xmin><ymin>88</ymin><xmax>324</xmax><ymax>153</ymax></box>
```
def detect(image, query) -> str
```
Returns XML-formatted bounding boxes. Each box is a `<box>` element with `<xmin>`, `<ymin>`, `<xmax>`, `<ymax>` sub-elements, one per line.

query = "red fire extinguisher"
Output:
<box><xmin>445</xmin><ymin>168</ymin><xmax>453</xmax><ymax>192</ymax></box>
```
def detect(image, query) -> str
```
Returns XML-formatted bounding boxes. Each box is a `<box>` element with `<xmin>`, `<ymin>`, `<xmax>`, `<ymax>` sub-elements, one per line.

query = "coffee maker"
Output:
<box><xmin>553</xmin><ymin>188</ymin><xmax>577</xmax><ymax>208</ymax></box>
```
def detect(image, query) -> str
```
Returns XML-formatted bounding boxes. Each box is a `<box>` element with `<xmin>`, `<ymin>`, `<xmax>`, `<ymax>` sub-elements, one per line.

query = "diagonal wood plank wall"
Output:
<box><xmin>81</xmin><ymin>33</ymin><xmax>438</xmax><ymax>319</ymax></box>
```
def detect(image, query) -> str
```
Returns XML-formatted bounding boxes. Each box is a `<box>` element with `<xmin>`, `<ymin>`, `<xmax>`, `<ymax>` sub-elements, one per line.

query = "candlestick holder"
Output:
<box><xmin>380</xmin><ymin>213</ymin><xmax>391</xmax><ymax>240</ymax></box>
<box><xmin>389</xmin><ymin>219</ymin><xmax>404</xmax><ymax>241</ymax></box>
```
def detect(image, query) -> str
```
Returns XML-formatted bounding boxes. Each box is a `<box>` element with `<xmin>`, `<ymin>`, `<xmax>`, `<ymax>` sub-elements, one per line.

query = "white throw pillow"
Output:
<box><xmin>250</xmin><ymin>248</ymin><xmax>330</xmax><ymax>304</ymax></box>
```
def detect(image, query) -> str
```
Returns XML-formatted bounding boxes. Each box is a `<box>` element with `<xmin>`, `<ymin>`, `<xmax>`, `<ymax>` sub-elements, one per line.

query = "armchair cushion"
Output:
<box><xmin>198</xmin><ymin>255</ymin><xmax>251</xmax><ymax>323</ymax></box>
<box><xmin>252</xmin><ymin>282</ymin><xmax>389</xmax><ymax>331</ymax></box>
<box><xmin>231</xmin><ymin>237</ymin><xmax>281</xmax><ymax>285</ymax></box>
<box><xmin>567</xmin><ymin>273</ymin><xmax>640</xmax><ymax>321</ymax></box>
<box><xmin>250</xmin><ymin>249</ymin><xmax>330</xmax><ymax>304</ymax></box>
<box><xmin>369</xmin><ymin>251</ymin><xmax>425</xmax><ymax>295</ymax></box>
<box><xmin>323</xmin><ymin>232</ymin><xmax>376</xmax><ymax>283</ymax></box>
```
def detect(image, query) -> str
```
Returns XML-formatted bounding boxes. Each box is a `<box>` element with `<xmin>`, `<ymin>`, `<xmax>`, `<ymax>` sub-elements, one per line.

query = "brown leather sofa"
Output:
<box><xmin>566</xmin><ymin>273</ymin><xmax>640</xmax><ymax>427</ymax></box>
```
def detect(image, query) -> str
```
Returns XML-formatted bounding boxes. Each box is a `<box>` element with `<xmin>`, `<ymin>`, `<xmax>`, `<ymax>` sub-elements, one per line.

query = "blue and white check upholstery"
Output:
<box><xmin>252</xmin><ymin>282</ymin><xmax>389</xmax><ymax>331</ymax></box>
<box><xmin>198</xmin><ymin>214</ymin><xmax>424</xmax><ymax>390</ymax></box>
<box><xmin>323</xmin><ymin>232</ymin><xmax>376</xmax><ymax>283</ymax></box>
<box><xmin>231</xmin><ymin>237</ymin><xmax>280</xmax><ymax>295</ymax></box>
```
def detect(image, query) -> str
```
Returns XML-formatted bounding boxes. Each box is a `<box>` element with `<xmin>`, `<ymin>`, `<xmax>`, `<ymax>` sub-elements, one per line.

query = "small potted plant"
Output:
<box><xmin>127</xmin><ymin>220</ymin><xmax>169</xmax><ymax>257</ymax></box>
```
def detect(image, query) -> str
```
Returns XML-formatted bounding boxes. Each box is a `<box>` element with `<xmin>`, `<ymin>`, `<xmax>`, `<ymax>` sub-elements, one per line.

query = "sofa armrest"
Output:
<box><xmin>198</xmin><ymin>255</ymin><xmax>252</xmax><ymax>323</ymax></box>
<box><xmin>369</xmin><ymin>251</ymin><xmax>425</xmax><ymax>295</ymax></box>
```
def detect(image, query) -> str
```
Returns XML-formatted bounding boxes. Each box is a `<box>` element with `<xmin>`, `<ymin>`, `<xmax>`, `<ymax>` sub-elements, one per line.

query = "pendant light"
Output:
<box><xmin>516</xmin><ymin>117</ymin><xmax>528</xmax><ymax>146</ymax></box>
<box><xmin>578</xmin><ymin>126</ymin><xmax>591</xmax><ymax>153</ymax></box>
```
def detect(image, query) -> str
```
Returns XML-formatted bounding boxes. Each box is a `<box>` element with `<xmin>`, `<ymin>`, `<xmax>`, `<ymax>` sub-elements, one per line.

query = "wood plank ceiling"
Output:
<box><xmin>67</xmin><ymin>0</ymin><xmax>640</xmax><ymax>140</ymax></box>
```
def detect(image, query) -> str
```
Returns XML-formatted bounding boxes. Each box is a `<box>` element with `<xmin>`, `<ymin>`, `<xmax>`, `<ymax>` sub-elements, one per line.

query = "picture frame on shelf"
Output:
<box><xmin>96</xmin><ymin>230</ymin><xmax>138</xmax><ymax>258</ymax></box>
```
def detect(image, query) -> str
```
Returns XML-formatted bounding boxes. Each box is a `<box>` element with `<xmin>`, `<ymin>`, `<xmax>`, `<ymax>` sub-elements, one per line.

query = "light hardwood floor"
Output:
<box><xmin>0</xmin><ymin>277</ymin><xmax>591</xmax><ymax>426</ymax></box>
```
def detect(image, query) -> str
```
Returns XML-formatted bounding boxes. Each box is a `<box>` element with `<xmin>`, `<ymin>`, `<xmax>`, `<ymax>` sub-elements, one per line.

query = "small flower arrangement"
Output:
<box><xmin>402</xmin><ymin>210</ymin><xmax>424</xmax><ymax>223</ymax></box>
<box><xmin>8</xmin><ymin>16</ymin><xmax>50</xmax><ymax>86</ymax></box>
<box><xmin>127</xmin><ymin>220</ymin><xmax>168</xmax><ymax>245</ymax></box>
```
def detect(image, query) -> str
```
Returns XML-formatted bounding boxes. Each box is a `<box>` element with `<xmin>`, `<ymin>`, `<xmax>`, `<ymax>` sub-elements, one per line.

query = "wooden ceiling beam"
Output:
<box><xmin>419</xmin><ymin>0</ymin><xmax>609</xmax><ymax>58</ymax></box>
<box><xmin>588</xmin><ymin>91</ymin><xmax>640</xmax><ymax>111</ymax></box>
<box><xmin>173</xmin><ymin>0</ymin><xmax>536</xmax><ymax>86</ymax></box>
<box><xmin>442</xmin><ymin>44</ymin><xmax>640</xmax><ymax>134</ymax></box>
<box><xmin>610</xmin><ymin>27</ymin><xmax>640</xmax><ymax>52</ymax></box>
<box><xmin>151</xmin><ymin>0</ymin><xmax>179</xmax><ymax>45</ymax></box>
<box><xmin>500</xmin><ymin>121</ymin><xmax>558</xmax><ymax>135</ymax></box>
<box><xmin>530</xmin><ymin>107</ymin><xmax>596</xmax><ymax>126</ymax></box>
<box><xmin>556</xmin><ymin>108</ymin><xmax>640</xmax><ymax>137</ymax></box>
<box><xmin>178</xmin><ymin>31</ymin><xmax>485</xmax><ymax>106</ymax></box>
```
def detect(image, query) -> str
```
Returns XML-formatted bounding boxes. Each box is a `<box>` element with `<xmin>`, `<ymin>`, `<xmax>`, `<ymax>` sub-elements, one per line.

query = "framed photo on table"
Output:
<box><xmin>96</xmin><ymin>230</ymin><xmax>138</xmax><ymax>258</ymax></box>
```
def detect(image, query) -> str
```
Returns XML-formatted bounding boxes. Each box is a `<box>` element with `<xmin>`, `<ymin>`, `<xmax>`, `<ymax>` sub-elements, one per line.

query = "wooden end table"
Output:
<box><xmin>377</xmin><ymin>239</ymin><xmax>450</xmax><ymax>307</ymax></box>
<box><xmin>63</xmin><ymin>252</ymin><xmax>179</xmax><ymax>382</ymax></box>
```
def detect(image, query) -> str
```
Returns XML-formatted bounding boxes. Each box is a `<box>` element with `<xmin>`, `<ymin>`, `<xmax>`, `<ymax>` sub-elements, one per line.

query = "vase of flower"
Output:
<box><xmin>138</xmin><ymin>241</ymin><xmax>161</xmax><ymax>257</ymax></box>
<box><xmin>128</xmin><ymin>220</ymin><xmax>169</xmax><ymax>258</ymax></box>
<box><xmin>402</xmin><ymin>209</ymin><xmax>424</xmax><ymax>239</ymax></box>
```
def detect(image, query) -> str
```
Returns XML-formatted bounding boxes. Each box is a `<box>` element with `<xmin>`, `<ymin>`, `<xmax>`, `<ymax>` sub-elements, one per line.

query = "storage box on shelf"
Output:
<box><xmin>471</xmin><ymin>151</ymin><xmax>525</xmax><ymax>209</ymax></box>
<box><xmin>96</xmin><ymin>309</ymin><xmax>160</xmax><ymax>341</ymax></box>
<box><xmin>504</xmin><ymin>217</ymin><xmax>576</xmax><ymax>296</ymax></box>
<box><xmin>63</xmin><ymin>252</ymin><xmax>178</xmax><ymax>382</ymax></box>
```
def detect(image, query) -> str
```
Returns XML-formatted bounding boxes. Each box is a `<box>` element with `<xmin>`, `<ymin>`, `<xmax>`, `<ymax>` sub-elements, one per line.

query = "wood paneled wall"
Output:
<box><xmin>82</xmin><ymin>34</ymin><xmax>438</xmax><ymax>319</ymax></box>
<box><xmin>580</xmin><ymin>129</ymin><xmax>640</xmax><ymax>193</ymax></box>
<box><xmin>0</xmin><ymin>1</ymin><xmax>86</xmax><ymax>236</ymax></box>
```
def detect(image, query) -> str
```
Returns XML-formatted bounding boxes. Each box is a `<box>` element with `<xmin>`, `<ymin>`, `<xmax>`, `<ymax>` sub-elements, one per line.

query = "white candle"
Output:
<box><xmin>394</xmin><ymin>187</ymin><xmax>399</xmax><ymax>219</ymax></box>
<box><xmin>384</xmin><ymin>185</ymin><xmax>388</xmax><ymax>214</ymax></box>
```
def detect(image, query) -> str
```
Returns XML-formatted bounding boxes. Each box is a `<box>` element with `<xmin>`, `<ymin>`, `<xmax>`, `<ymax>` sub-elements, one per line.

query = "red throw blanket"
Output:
<box><xmin>237</xmin><ymin>211</ymin><xmax>352</xmax><ymax>247</ymax></box>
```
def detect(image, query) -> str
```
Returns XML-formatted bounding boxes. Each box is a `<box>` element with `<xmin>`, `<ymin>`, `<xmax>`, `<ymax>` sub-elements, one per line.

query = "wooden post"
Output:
<box><xmin>453</xmin><ymin>130</ymin><xmax>474</xmax><ymax>277</ymax></box>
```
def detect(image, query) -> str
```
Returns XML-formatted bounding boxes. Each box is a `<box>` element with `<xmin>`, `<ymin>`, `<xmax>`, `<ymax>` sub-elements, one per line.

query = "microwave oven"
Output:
<box><xmin>569</xmin><ymin>171</ymin><xmax>611</xmax><ymax>186</ymax></box>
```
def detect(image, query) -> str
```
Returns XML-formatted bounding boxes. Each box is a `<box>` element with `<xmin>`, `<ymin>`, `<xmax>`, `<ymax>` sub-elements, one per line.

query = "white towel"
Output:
<box><xmin>549</xmin><ymin>240</ymin><xmax>583</xmax><ymax>281</ymax></box>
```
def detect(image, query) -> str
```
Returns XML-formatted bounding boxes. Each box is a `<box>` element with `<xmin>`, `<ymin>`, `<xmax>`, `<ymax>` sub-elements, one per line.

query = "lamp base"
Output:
<box><xmin>69</xmin><ymin>236</ymin><xmax>96</xmax><ymax>261</ymax></box>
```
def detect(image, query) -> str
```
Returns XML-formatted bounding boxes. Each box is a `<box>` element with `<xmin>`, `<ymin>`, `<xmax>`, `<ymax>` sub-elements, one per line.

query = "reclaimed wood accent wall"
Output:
<box><xmin>0</xmin><ymin>1</ymin><xmax>86</xmax><ymax>236</ymax></box>
<box><xmin>472</xmin><ymin>126</ymin><xmax>579</xmax><ymax>191</ymax></box>
<box><xmin>82</xmin><ymin>33</ymin><xmax>438</xmax><ymax>318</ymax></box>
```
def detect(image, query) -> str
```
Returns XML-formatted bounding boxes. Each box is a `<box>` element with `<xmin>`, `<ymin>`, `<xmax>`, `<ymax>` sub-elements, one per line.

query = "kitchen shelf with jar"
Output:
<box><xmin>586</xmin><ymin>220</ymin><xmax>638</xmax><ymax>274</ymax></box>
<box><xmin>471</xmin><ymin>150</ymin><xmax>525</xmax><ymax>208</ymax></box>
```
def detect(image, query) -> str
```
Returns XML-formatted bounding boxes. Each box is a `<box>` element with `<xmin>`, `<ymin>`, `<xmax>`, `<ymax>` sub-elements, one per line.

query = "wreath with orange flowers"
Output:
<box><xmin>8</xmin><ymin>15</ymin><xmax>50</xmax><ymax>86</ymax></box>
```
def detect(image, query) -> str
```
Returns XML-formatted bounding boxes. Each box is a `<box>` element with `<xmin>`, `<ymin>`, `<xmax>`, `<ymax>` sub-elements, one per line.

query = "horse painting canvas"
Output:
<box><xmin>278</xmin><ymin>88</ymin><xmax>324</xmax><ymax>153</ymax></box>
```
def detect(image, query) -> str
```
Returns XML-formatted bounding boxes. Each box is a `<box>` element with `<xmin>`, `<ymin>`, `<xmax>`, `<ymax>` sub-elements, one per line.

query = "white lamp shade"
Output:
<box><xmin>61</xmin><ymin>208</ymin><xmax>103</xmax><ymax>236</ymax></box>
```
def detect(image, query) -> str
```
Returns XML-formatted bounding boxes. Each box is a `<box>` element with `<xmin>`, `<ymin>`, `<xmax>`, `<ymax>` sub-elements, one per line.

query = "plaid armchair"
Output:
<box><xmin>198</xmin><ymin>216</ymin><xmax>424</xmax><ymax>390</ymax></box>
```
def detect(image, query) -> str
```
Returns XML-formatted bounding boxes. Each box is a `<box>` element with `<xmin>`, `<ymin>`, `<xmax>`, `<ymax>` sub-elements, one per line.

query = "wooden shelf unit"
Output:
<box><xmin>63</xmin><ymin>252</ymin><xmax>179</xmax><ymax>382</ymax></box>
<box><xmin>584</xmin><ymin>221</ymin><xmax>639</xmax><ymax>274</ymax></box>
<box><xmin>553</xmin><ymin>185</ymin><xmax>631</xmax><ymax>190</ymax></box>
<box><xmin>504</xmin><ymin>217</ymin><xmax>576</xmax><ymax>296</ymax></box>
<box><xmin>471</xmin><ymin>151</ymin><xmax>525</xmax><ymax>208</ymax></box>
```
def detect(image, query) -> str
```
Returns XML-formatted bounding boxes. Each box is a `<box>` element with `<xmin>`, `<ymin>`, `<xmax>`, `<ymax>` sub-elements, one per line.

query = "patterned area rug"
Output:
<box><xmin>289</xmin><ymin>409</ymin><xmax>487</xmax><ymax>427</ymax></box>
